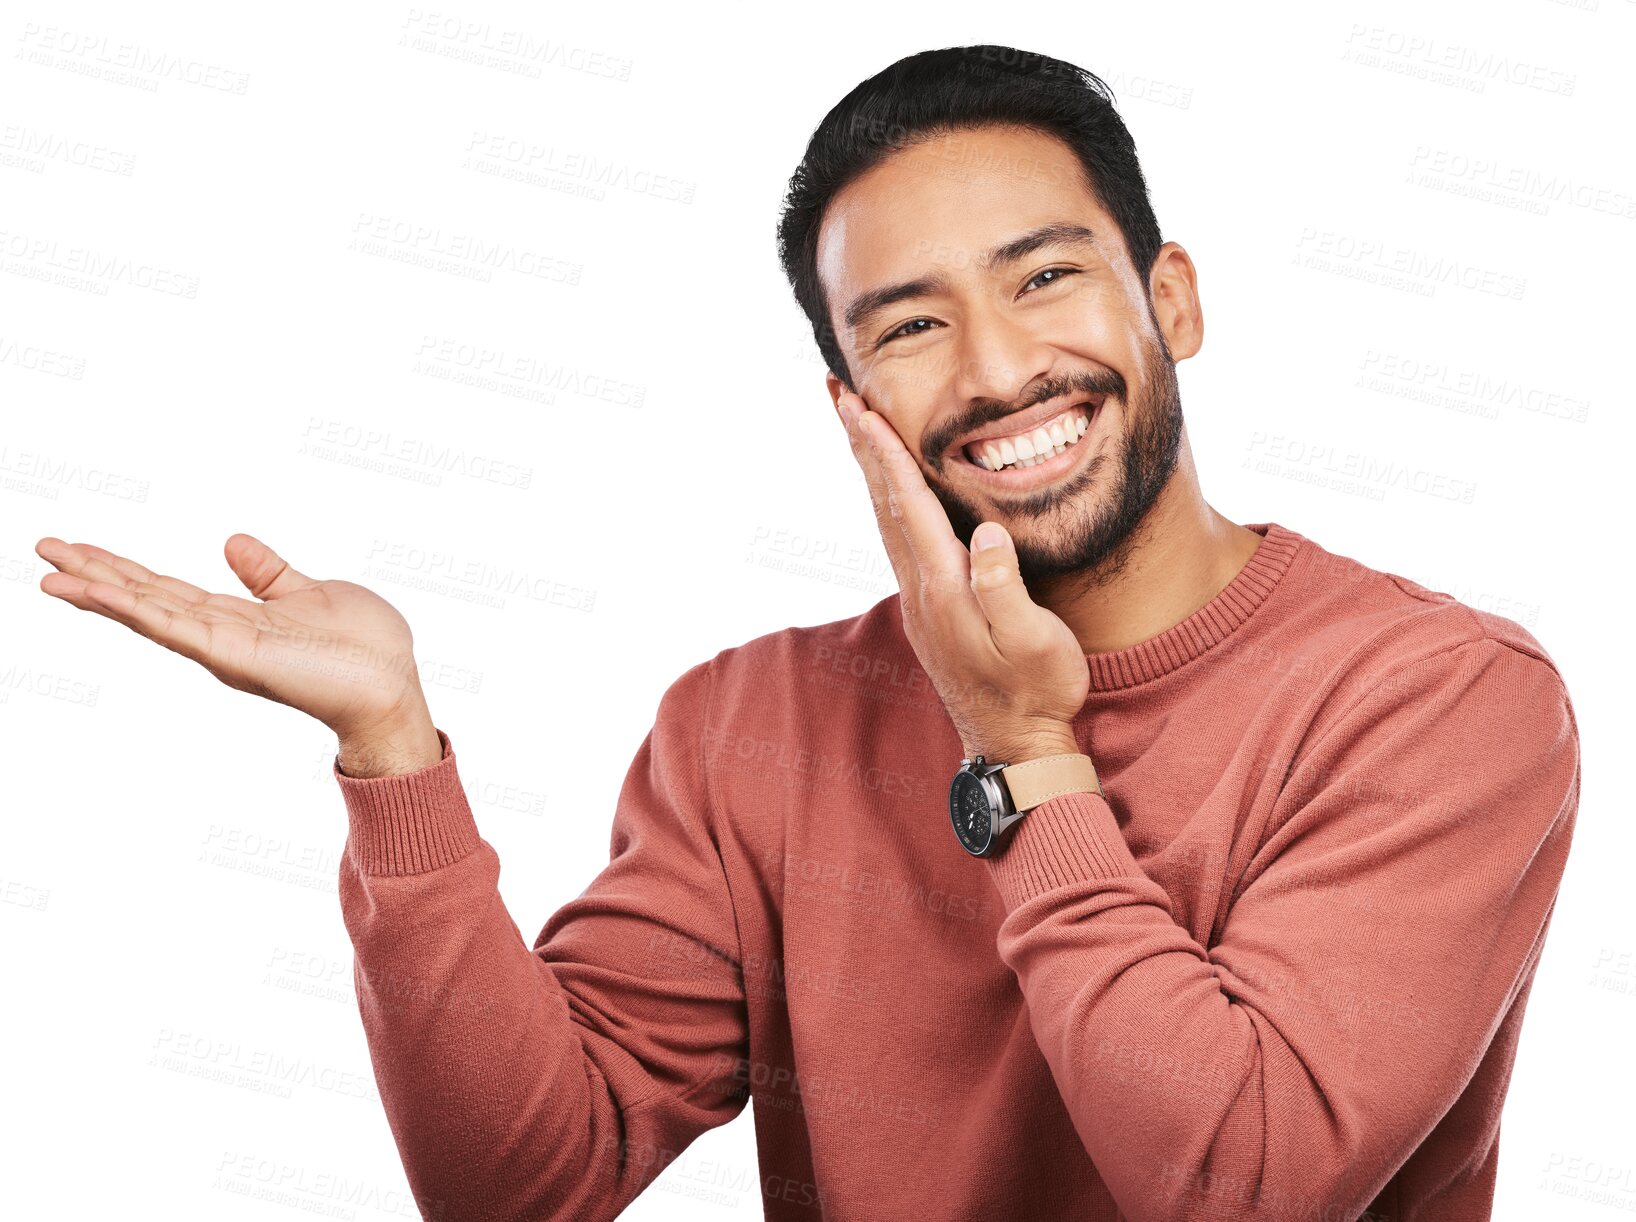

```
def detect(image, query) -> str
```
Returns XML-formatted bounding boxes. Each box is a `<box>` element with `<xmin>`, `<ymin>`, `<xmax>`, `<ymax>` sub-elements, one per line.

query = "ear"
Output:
<box><xmin>824</xmin><ymin>371</ymin><xmax>850</xmax><ymax>427</ymax></box>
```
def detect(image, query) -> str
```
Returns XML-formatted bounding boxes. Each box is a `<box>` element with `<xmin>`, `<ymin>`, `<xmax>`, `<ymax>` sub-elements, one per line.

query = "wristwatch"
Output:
<box><xmin>948</xmin><ymin>752</ymin><xmax>1104</xmax><ymax>858</ymax></box>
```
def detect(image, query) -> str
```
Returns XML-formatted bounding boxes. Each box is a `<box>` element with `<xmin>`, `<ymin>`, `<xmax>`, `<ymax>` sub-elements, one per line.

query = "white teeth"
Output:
<box><xmin>965</xmin><ymin>402</ymin><xmax>1099</xmax><ymax>473</ymax></box>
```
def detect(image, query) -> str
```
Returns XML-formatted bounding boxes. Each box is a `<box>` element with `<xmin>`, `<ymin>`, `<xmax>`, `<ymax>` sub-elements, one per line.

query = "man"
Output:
<box><xmin>37</xmin><ymin>44</ymin><xmax>1579</xmax><ymax>1222</ymax></box>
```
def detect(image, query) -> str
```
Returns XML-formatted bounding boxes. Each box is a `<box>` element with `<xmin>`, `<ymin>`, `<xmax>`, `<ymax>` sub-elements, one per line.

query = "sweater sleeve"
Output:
<box><xmin>982</xmin><ymin>636</ymin><xmax>1581</xmax><ymax>1222</ymax></box>
<box><xmin>333</xmin><ymin>658</ymin><xmax>749</xmax><ymax>1222</ymax></box>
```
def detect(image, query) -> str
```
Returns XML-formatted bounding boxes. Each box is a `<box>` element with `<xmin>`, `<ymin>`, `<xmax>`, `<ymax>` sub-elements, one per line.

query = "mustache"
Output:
<box><xmin>925</xmin><ymin>369</ymin><xmax>1124</xmax><ymax>464</ymax></box>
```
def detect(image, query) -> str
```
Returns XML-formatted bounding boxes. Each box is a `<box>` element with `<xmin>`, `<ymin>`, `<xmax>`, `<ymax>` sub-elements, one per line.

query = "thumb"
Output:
<box><xmin>224</xmin><ymin>533</ymin><xmax>315</xmax><ymax>601</ymax></box>
<box><xmin>968</xmin><ymin>522</ymin><xmax>1046</xmax><ymax>647</ymax></box>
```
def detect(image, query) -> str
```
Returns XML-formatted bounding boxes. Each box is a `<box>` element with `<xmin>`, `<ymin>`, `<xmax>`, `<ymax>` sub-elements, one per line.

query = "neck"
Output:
<box><xmin>1032</xmin><ymin>439</ymin><xmax>1264</xmax><ymax>656</ymax></box>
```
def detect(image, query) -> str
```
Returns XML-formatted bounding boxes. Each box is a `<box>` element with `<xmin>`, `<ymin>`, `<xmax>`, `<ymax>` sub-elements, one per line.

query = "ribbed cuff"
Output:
<box><xmin>331</xmin><ymin>728</ymin><xmax>482</xmax><ymax>876</ymax></box>
<box><xmin>985</xmin><ymin>789</ymin><xmax>1144</xmax><ymax>909</ymax></box>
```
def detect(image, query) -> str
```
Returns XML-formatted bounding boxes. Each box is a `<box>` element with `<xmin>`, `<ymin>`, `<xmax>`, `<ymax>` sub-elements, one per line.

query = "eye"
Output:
<box><xmin>877</xmin><ymin>317</ymin><xmax>942</xmax><ymax>348</ymax></box>
<box><xmin>1022</xmin><ymin>266</ymin><xmax>1080</xmax><ymax>294</ymax></box>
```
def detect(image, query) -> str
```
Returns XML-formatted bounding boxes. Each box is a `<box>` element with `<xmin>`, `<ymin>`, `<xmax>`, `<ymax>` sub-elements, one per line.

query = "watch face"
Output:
<box><xmin>949</xmin><ymin>770</ymin><xmax>994</xmax><ymax>856</ymax></box>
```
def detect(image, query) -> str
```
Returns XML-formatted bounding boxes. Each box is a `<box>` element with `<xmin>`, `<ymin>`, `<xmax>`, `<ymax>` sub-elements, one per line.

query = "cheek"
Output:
<box><xmin>853</xmin><ymin>381</ymin><xmax>938</xmax><ymax>453</ymax></box>
<box><xmin>1043</xmin><ymin>276</ymin><xmax>1141</xmax><ymax>348</ymax></box>
<box><xmin>871</xmin><ymin>341</ymin><xmax>959</xmax><ymax>404</ymax></box>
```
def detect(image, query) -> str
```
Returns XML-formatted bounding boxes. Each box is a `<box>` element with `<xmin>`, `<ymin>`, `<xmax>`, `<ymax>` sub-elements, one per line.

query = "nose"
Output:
<box><xmin>949</xmin><ymin>297</ymin><xmax>1056</xmax><ymax>412</ymax></box>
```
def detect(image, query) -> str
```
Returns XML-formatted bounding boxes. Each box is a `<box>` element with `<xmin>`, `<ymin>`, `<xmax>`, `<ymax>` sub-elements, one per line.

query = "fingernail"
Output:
<box><xmin>972</xmin><ymin>523</ymin><xmax>1005</xmax><ymax>552</ymax></box>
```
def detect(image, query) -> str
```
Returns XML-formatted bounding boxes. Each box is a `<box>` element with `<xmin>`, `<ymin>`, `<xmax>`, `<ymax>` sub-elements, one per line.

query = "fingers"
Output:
<box><xmin>38</xmin><ymin>535</ymin><xmax>285</xmax><ymax>616</ymax></box>
<box><xmin>841</xmin><ymin>393</ymin><xmax>968</xmax><ymax>600</ymax></box>
<box><xmin>37</xmin><ymin>539</ymin><xmax>198</xmax><ymax>618</ymax></box>
<box><xmin>35</xmin><ymin>539</ymin><xmax>264</xmax><ymax>643</ymax></box>
<box><xmin>70</xmin><ymin>541</ymin><xmax>213</xmax><ymax>605</ymax></box>
<box><xmin>76</xmin><ymin>580</ymin><xmax>216</xmax><ymax>666</ymax></box>
<box><xmin>840</xmin><ymin>395</ymin><xmax>919</xmax><ymax>600</ymax></box>
<box><xmin>42</xmin><ymin>570</ymin><xmax>189</xmax><ymax>618</ymax></box>
<box><xmin>38</xmin><ymin>537</ymin><xmax>159</xmax><ymax>592</ymax></box>
<box><xmin>968</xmin><ymin>522</ymin><xmax>1048</xmax><ymax>647</ymax></box>
<box><xmin>223</xmin><ymin>534</ymin><xmax>314</xmax><ymax>601</ymax></box>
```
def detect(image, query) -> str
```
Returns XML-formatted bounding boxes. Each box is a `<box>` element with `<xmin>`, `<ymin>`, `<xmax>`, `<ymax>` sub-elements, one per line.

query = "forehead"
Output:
<box><xmin>816</xmin><ymin>124</ymin><xmax>1110</xmax><ymax>324</ymax></box>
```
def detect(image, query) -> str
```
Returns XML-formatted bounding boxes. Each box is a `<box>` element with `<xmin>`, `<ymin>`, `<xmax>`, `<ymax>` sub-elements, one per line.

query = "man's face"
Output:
<box><xmin>817</xmin><ymin>123</ymin><xmax>1192</xmax><ymax>586</ymax></box>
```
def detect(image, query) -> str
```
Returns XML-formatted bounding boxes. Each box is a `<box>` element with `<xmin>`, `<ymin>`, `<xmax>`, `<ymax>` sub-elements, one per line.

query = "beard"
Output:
<box><xmin>928</xmin><ymin>325</ymin><xmax>1184</xmax><ymax>590</ymax></box>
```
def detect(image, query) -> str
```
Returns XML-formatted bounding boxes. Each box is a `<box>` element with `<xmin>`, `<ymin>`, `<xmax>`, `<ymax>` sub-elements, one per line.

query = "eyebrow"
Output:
<box><xmin>842</xmin><ymin>222</ymin><xmax>1100</xmax><ymax>338</ymax></box>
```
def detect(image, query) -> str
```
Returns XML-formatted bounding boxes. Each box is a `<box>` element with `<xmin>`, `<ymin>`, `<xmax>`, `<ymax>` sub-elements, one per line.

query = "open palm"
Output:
<box><xmin>35</xmin><ymin>532</ymin><xmax>424</xmax><ymax>739</ymax></box>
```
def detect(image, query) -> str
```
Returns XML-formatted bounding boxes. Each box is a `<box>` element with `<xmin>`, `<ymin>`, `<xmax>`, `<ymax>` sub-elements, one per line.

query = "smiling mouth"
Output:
<box><xmin>958</xmin><ymin>397</ymin><xmax>1104</xmax><ymax>472</ymax></box>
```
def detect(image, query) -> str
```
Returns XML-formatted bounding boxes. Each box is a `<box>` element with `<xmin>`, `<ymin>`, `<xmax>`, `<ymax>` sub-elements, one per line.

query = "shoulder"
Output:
<box><xmin>700</xmin><ymin>593</ymin><xmax>924</xmax><ymax>708</ymax></box>
<box><xmin>1263</xmin><ymin>531</ymin><xmax>1580</xmax><ymax>842</ymax></box>
<box><xmin>1241</xmin><ymin>526</ymin><xmax>1578</xmax><ymax>784</ymax></box>
<box><xmin>1270</xmin><ymin>523</ymin><xmax>1569</xmax><ymax>695</ymax></box>
<box><xmin>662</xmin><ymin>595</ymin><xmax>950</xmax><ymax>804</ymax></box>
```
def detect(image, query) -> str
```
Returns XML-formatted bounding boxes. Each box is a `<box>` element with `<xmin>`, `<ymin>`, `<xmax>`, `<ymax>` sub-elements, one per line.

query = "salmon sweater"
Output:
<box><xmin>332</xmin><ymin>521</ymin><xmax>1581</xmax><ymax>1222</ymax></box>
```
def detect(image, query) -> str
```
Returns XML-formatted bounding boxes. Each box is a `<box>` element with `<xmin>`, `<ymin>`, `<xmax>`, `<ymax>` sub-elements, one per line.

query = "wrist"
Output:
<box><xmin>336</xmin><ymin>703</ymin><xmax>442</xmax><ymax>778</ymax></box>
<box><xmin>962</xmin><ymin>729</ymin><xmax>1081</xmax><ymax>766</ymax></box>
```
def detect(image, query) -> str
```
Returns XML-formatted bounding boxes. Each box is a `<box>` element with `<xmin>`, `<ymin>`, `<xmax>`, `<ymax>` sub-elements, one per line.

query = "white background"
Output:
<box><xmin>4</xmin><ymin>1</ymin><xmax>1632</xmax><ymax>1218</ymax></box>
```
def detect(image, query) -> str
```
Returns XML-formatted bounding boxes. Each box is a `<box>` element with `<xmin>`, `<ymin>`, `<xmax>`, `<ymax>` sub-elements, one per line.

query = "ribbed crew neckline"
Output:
<box><xmin>1083</xmin><ymin>521</ymin><xmax>1302</xmax><ymax>692</ymax></box>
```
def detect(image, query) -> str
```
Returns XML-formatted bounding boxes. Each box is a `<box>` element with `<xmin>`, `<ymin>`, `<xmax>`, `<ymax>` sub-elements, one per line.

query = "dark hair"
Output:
<box><xmin>775</xmin><ymin>45</ymin><xmax>1164</xmax><ymax>391</ymax></box>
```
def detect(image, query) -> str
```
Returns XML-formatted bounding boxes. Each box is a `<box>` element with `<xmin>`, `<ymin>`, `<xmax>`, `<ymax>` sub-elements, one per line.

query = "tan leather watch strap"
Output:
<box><xmin>999</xmin><ymin>753</ymin><xmax>1103</xmax><ymax>811</ymax></box>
